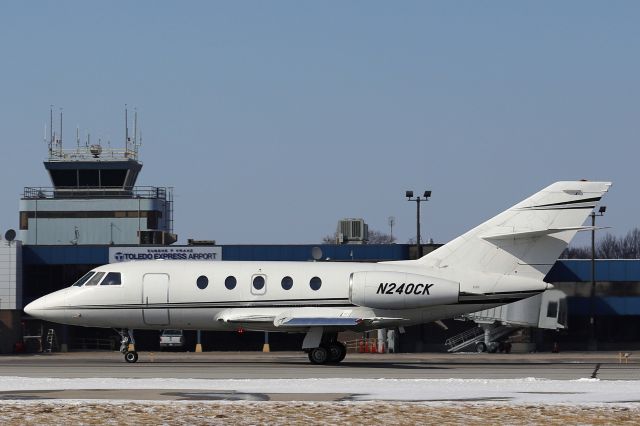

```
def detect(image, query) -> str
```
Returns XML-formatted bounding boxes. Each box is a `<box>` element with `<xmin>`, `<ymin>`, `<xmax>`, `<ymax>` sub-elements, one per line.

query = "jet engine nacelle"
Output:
<box><xmin>349</xmin><ymin>271</ymin><xmax>459</xmax><ymax>310</ymax></box>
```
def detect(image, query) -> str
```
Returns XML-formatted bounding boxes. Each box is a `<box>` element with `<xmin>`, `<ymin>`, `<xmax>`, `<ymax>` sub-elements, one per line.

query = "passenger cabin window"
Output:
<box><xmin>225</xmin><ymin>276</ymin><xmax>237</xmax><ymax>290</ymax></box>
<box><xmin>100</xmin><ymin>272</ymin><xmax>122</xmax><ymax>286</ymax></box>
<box><xmin>253</xmin><ymin>275</ymin><xmax>265</xmax><ymax>290</ymax></box>
<box><xmin>251</xmin><ymin>275</ymin><xmax>266</xmax><ymax>295</ymax></box>
<box><xmin>72</xmin><ymin>272</ymin><xmax>95</xmax><ymax>287</ymax></box>
<box><xmin>309</xmin><ymin>276</ymin><xmax>322</xmax><ymax>291</ymax></box>
<box><xmin>85</xmin><ymin>272</ymin><xmax>106</xmax><ymax>286</ymax></box>
<box><xmin>197</xmin><ymin>275</ymin><xmax>209</xmax><ymax>289</ymax></box>
<box><xmin>281</xmin><ymin>276</ymin><xmax>293</xmax><ymax>290</ymax></box>
<box><xmin>546</xmin><ymin>301</ymin><xmax>558</xmax><ymax>318</ymax></box>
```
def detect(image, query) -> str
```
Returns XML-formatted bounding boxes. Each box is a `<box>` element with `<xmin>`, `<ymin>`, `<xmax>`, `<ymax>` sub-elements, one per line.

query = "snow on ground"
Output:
<box><xmin>0</xmin><ymin>377</ymin><xmax>639</xmax><ymax>404</ymax></box>
<box><xmin>1</xmin><ymin>377</ymin><xmax>640</xmax><ymax>424</ymax></box>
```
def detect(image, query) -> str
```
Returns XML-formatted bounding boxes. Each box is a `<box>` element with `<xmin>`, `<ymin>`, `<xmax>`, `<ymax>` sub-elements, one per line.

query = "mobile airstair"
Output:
<box><xmin>444</xmin><ymin>289</ymin><xmax>567</xmax><ymax>353</ymax></box>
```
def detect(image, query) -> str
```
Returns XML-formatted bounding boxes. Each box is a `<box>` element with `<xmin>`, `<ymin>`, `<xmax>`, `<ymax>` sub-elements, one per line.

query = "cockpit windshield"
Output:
<box><xmin>100</xmin><ymin>272</ymin><xmax>122</xmax><ymax>286</ymax></box>
<box><xmin>84</xmin><ymin>272</ymin><xmax>106</xmax><ymax>286</ymax></box>
<box><xmin>72</xmin><ymin>272</ymin><xmax>95</xmax><ymax>287</ymax></box>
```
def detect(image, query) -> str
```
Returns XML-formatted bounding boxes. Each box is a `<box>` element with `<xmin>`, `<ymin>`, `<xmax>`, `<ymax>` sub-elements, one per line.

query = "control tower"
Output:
<box><xmin>19</xmin><ymin>110</ymin><xmax>176</xmax><ymax>245</ymax></box>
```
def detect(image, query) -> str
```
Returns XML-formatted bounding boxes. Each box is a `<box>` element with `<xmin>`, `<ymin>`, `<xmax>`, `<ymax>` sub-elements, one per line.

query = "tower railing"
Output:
<box><xmin>23</xmin><ymin>186</ymin><xmax>170</xmax><ymax>200</ymax></box>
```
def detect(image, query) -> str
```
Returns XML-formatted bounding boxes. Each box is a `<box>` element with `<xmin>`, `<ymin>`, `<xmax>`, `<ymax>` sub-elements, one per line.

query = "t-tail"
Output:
<box><xmin>415</xmin><ymin>180</ymin><xmax>611</xmax><ymax>294</ymax></box>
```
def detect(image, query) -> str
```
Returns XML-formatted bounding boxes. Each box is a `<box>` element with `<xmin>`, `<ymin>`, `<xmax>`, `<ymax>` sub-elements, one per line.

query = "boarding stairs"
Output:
<box><xmin>445</xmin><ymin>323</ymin><xmax>518</xmax><ymax>353</ymax></box>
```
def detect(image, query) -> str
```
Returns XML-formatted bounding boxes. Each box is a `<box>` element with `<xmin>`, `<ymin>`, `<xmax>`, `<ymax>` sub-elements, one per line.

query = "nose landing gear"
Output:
<box><xmin>117</xmin><ymin>329</ymin><xmax>138</xmax><ymax>363</ymax></box>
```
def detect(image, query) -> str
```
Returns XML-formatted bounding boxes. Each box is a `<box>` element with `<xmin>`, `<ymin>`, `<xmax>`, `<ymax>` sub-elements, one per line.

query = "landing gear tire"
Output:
<box><xmin>124</xmin><ymin>351</ymin><xmax>138</xmax><ymax>363</ymax></box>
<box><xmin>475</xmin><ymin>342</ymin><xmax>487</xmax><ymax>353</ymax></box>
<box><xmin>327</xmin><ymin>342</ymin><xmax>347</xmax><ymax>363</ymax></box>
<box><xmin>487</xmin><ymin>342</ymin><xmax>499</xmax><ymax>353</ymax></box>
<box><xmin>308</xmin><ymin>347</ymin><xmax>329</xmax><ymax>365</ymax></box>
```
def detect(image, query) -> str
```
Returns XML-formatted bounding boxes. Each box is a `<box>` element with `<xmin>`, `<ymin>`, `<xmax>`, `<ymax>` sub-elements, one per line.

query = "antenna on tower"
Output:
<box><xmin>76</xmin><ymin>126</ymin><xmax>80</xmax><ymax>151</ymax></box>
<box><xmin>124</xmin><ymin>104</ymin><xmax>129</xmax><ymax>153</ymax></box>
<box><xmin>134</xmin><ymin>108</ymin><xmax>138</xmax><ymax>144</ymax></box>
<box><xmin>58</xmin><ymin>107</ymin><xmax>63</xmax><ymax>156</ymax></box>
<box><xmin>49</xmin><ymin>105</ymin><xmax>53</xmax><ymax>156</ymax></box>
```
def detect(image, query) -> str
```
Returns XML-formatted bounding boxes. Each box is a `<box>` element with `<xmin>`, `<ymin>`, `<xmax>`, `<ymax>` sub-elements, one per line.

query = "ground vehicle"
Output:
<box><xmin>159</xmin><ymin>329</ymin><xmax>184</xmax><ymax>349</ymax></box>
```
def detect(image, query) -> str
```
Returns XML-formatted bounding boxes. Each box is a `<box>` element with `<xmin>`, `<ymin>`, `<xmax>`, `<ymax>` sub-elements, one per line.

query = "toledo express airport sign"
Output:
<box><xmin>109</xmin><ymin>246</ymin><xmax>222</xmax><ymax>263</ymax></box>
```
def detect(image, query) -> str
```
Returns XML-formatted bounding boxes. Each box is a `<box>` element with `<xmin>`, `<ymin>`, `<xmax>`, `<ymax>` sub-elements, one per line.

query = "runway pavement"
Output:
<box><xmin>0</xmin><ymin>351</ymin><xmax>637</xmax><ymax>380</ymax></box>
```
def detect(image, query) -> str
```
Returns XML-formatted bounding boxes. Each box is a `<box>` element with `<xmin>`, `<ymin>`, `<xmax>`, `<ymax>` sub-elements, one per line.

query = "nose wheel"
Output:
<box><xmin>124</xmin><ymin>350</ymin><xmax>139</xmax><ymax>363</ymax></box>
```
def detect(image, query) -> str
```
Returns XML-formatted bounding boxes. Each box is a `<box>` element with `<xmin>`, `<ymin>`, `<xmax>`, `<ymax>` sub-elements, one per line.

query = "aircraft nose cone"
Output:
<box><xmin>23</xmin><ymin>292</ymin><xmax>67</xmax><ymax>321</ymax></box>
<box><xmin>24</xmin><ymin>299</ymin><xmax>42</xmax><ymax>317</ymax></box>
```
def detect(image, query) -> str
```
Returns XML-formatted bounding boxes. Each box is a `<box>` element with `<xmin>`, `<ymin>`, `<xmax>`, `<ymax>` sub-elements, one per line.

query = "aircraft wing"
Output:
<box><xmin>273</xmin><ymin>307</ymin><xmax>405</xmax><ymax>328</ymax></box>
<box><xmin>275</xmin><ymin>316</ymin><xmax>405</xmax><ymax>327</ymax></box>
<box><xmin>217</xmin><ymin>307</ymin><xmax>406</xmax><ymax>329</ymax></box>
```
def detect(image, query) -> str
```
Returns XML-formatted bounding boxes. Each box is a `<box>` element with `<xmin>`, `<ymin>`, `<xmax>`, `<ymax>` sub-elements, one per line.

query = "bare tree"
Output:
<box><xmin>367</xmin><ymin>229</ymin><xmax>396</xmax><ymax>244</ymax></box>
<box><xmin>321</xmin><ymin>229</ymin><xmax>395</xmax><ymax>244</ymax></box>
<box><xmin>322</xmin><ymin>233</ymin><xmax>338</xmax><ymax>244</ymax></box>
<box><xmin>621</xmin><ymin>228</ymin><xmax>640</xmax><ymax>259</ymax></box>
<box><xmin>560</xmin><ymin>246</ymin><xmax>592</xmax><ymax>259</ymax></box>
<box><xmin>597</xmin><ymin>233</ymin><xmax>621</xmax><ymax>259</ymax></box>
<box><xmin>560</xmin><ymin>228</ymin><xmax>640</xmax><ymax>259</ymax></box>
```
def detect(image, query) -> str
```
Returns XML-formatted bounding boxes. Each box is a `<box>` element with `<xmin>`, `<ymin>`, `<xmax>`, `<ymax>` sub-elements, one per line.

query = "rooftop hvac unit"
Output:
<box><xmin>337</xmin><ymin>218</ymin><xmax>369</xmax><ymax>244</ymax></box>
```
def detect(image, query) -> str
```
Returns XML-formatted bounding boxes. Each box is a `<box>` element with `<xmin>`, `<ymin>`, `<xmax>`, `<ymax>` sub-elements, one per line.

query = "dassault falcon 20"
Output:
<box><xmin>25</xmin><ymin>181</ymin><xmax>611</xmax><ymax>364</ymax></box>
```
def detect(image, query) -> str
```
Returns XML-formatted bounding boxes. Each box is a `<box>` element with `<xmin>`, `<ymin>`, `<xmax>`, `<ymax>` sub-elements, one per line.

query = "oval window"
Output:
<box><xmin>309</xmin><ymin>276</ymin><xmax>322</xmax><ymax>291</ymax></box>
<box><xmin>196</xmin><ymin>275</ymin><xmax>208</xmax><ymax>290</ymax></box>
<box><xmin>281</xmin><ymin>276</ymin><xmax>293</xmax><ymax>290</ymax></box>
<box><xmin>253</xmin><ymin>275</ymin><xmax>265</xmax><ymax>290</ymax></box>
<box><xmin>225</xmin><ymin>275</ymin><xmax>237</xmax><ymax>290</ymax></box>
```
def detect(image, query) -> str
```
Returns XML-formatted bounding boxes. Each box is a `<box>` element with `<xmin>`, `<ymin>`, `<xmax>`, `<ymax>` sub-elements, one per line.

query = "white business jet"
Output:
<box><xmin>25</xmin><ymin>181</ymin><xmax>610</xmax><ymax>364</ymax></box>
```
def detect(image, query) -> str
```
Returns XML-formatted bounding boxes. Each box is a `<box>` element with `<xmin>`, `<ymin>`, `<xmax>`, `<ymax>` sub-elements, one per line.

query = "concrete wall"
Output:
<box><xmin>0</xmin><ymin>241</ymin><xmax>21</xmax><ymax>309</ymax></box>
<box><xmin>0</xmin><ymin>310</ymin><xmax>20</xmax><ymax>353</ymax></box>
<box><xmin>0</xmin><ymin>241</ymin><xmax>22</xmax><ymax>353</ymax></box>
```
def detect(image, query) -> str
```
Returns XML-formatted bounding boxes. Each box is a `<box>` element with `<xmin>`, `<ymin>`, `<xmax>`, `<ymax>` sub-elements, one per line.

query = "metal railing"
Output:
<box><xmin>444</xmin><ymin>326</ymin><xmax>484</xmax><ymax>351</ymax></box>
<box><xmin>48</xmin><ymin>146</ymin><xmax>138</xmax><ymax>162</ymax></box>
<box><xmin>71</xmin><ymin>337</ymin><xmax>117</xmax><ymax>351</ymax></box>
<box><xmin>23</xmin><ymin>186</ymin><xmax>170</xmax><ymax>200</ymax></box>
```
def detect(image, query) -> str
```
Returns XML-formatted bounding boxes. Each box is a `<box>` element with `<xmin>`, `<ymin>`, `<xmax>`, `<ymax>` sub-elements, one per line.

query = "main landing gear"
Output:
<box><xmin>303</xmin><ymin>328</ymin><xmax>347</xmax><ymax>365</ymax></box>
<box><xmin>307</xmin><ymin>342</ymin><xmax>347</xmax><ymax>365</ymax></box>
<box><xmin>117</xmin><ymin>329</ymin><xmax>138</xmax><ymax>363</ymax></box>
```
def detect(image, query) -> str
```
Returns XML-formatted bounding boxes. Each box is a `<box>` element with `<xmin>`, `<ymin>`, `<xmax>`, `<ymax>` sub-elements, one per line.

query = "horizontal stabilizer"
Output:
<box><xmin>482</xmin><ymin>226</ymin><xmax>605</xmax><ymax>241</ymax></box>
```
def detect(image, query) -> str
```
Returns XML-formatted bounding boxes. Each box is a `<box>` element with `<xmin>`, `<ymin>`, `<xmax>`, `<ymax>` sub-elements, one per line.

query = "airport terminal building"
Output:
<box><xmin>1</xmin><ymin>137</ymin><xmax>639</xmax><ymax>353</ymax></box>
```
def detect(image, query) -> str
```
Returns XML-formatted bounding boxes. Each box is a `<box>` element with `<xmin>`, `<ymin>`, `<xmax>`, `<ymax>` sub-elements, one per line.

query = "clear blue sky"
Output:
<box><xmin>1</xmin><ymin>1</ymin><xmax>638</xmax><ymax>245</ymax></box>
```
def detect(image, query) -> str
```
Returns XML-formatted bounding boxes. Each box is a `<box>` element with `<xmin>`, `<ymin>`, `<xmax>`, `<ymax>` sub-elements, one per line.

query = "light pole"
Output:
<box><xmin>388</xmin><ymin>216</ymin><xmax>395</xmax><ymax>243</ymax></box>
<box><xmin>406</xmin><ymin>190</ymin><xmax>431</xmax><ymax>258</ymax></box>
<box><xmin>589</xmin><ymin>205</ymin><xmax>606</xmax><ymax>350</ymax></box>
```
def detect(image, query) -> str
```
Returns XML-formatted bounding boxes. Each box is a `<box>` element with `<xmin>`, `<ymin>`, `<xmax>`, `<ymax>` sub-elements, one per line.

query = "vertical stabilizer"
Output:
<box><xmin>417</xmin><ymin>181</ymin><xmax>611</xmax><ymax>281</ymax></box>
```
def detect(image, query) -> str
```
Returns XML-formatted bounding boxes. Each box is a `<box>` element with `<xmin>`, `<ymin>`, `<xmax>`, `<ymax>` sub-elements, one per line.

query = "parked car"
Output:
<box><xmin>159</xmin><ymin>329</ymin><xmax>184</xmax><ymax>349</ymax></box>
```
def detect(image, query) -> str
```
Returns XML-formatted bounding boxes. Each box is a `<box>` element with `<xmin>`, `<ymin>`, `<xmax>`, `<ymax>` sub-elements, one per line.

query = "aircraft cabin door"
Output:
<box><xmin>142</xmin><ymin>273</ymin><xmax>170</xmax><ymax>326</ymax></box>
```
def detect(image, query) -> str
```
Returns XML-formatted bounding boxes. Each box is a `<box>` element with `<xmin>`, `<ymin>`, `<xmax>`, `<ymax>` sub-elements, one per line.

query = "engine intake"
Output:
<box><xmin>349</xmin><ymin>271</ymin><xmax>459</xmax><ymax>309</ymax></box>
